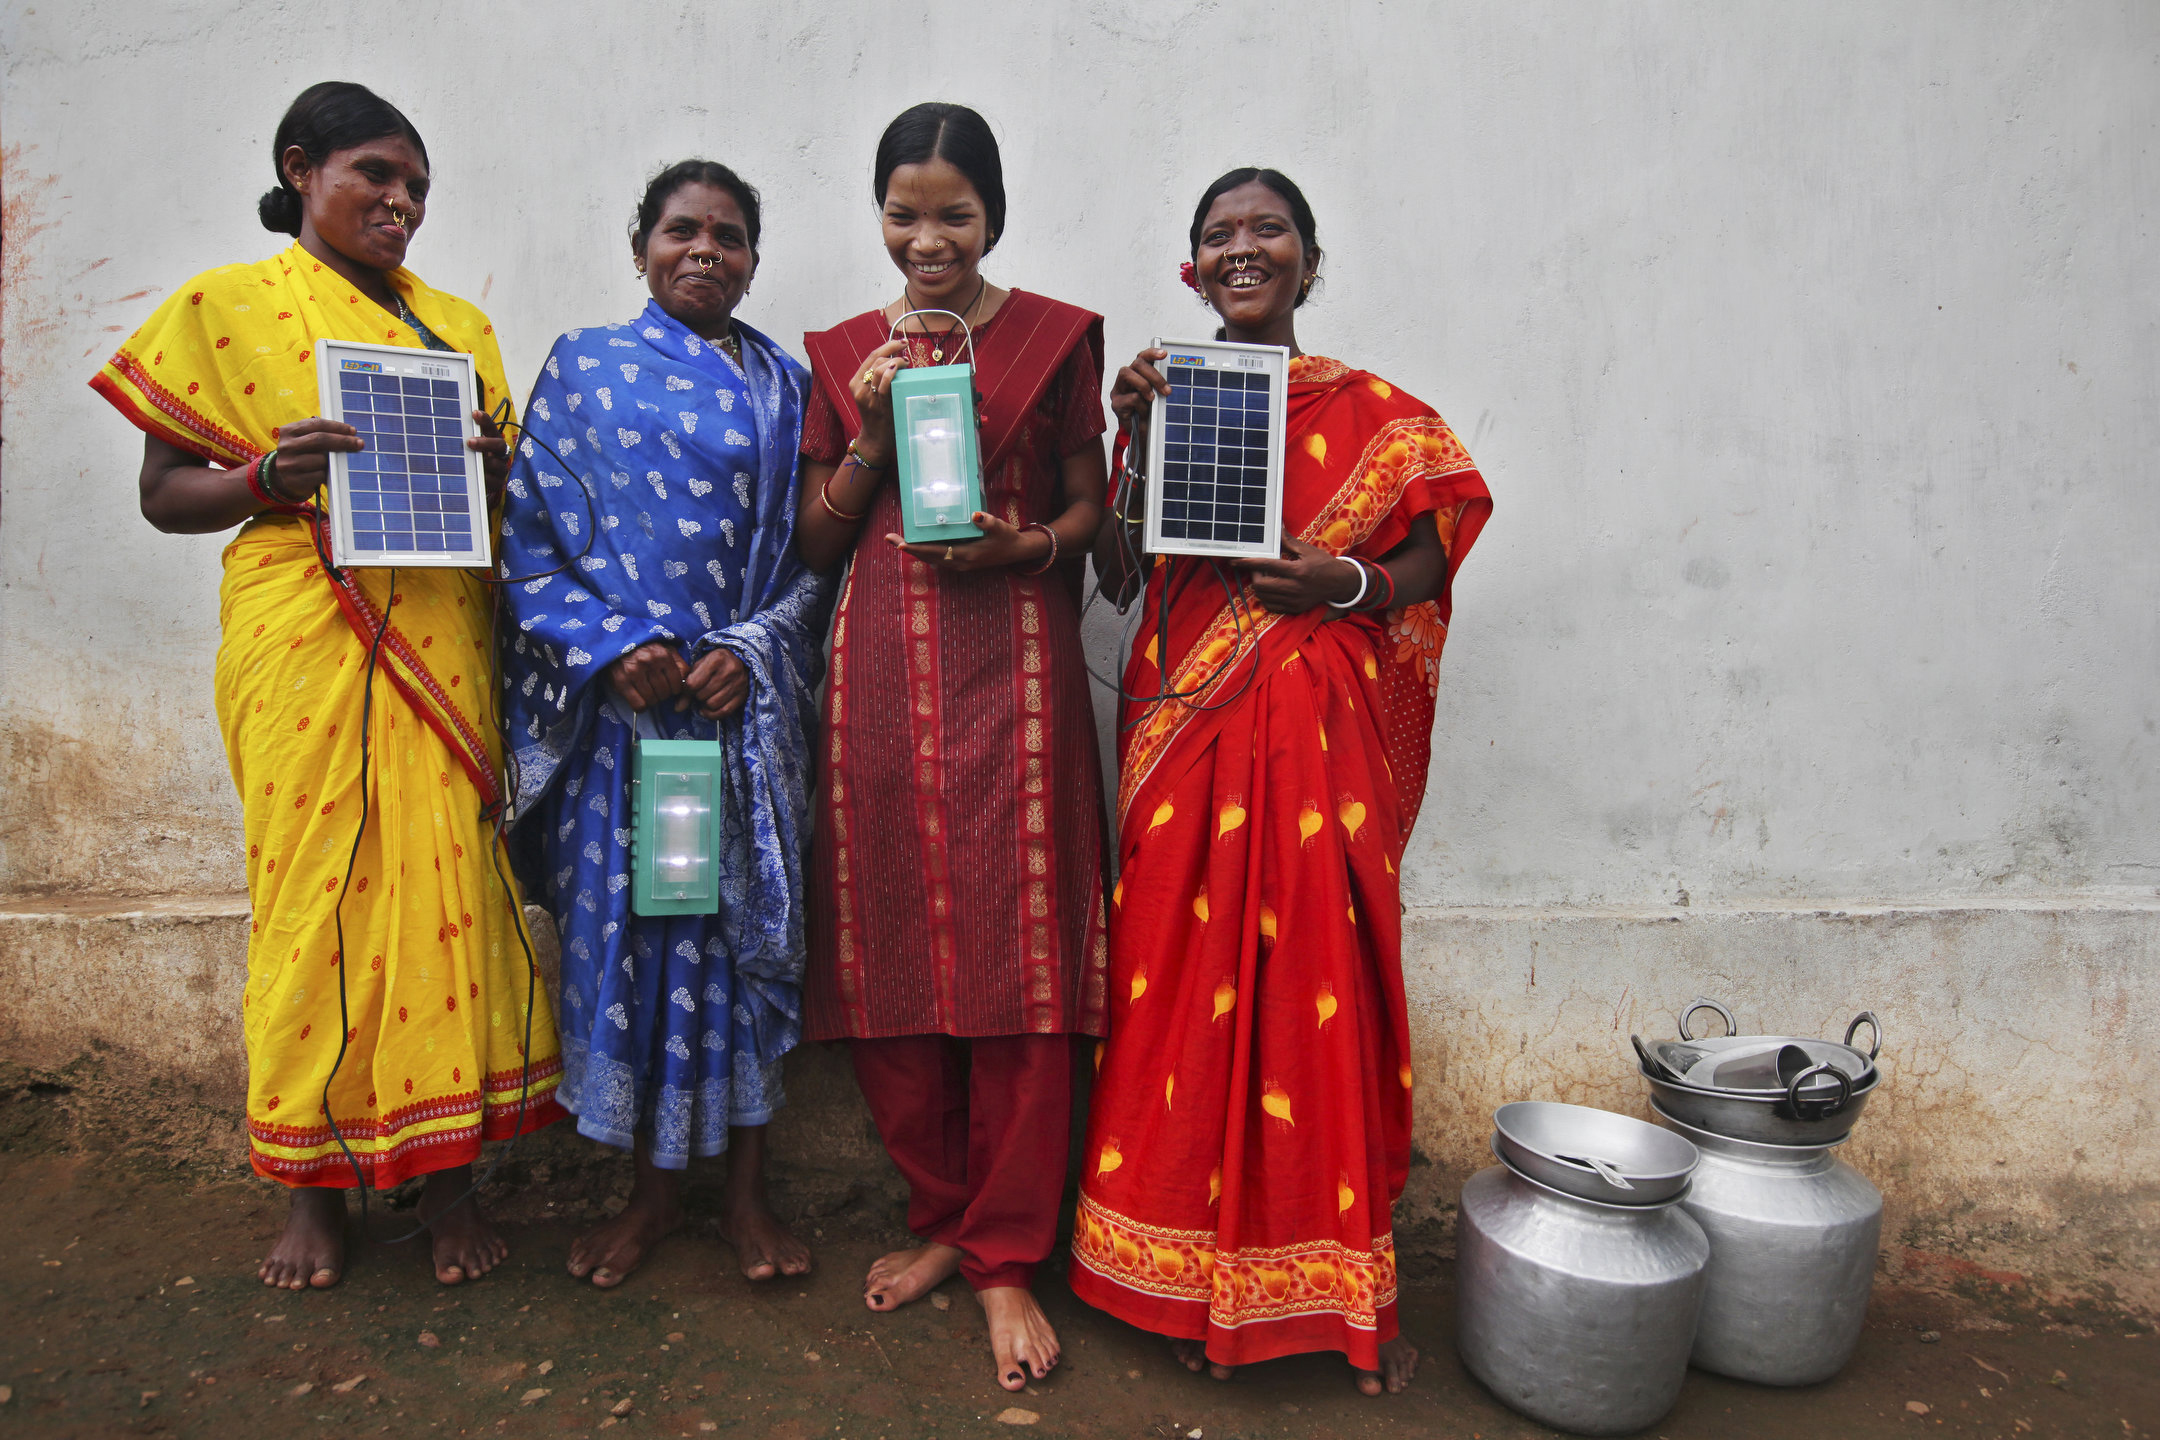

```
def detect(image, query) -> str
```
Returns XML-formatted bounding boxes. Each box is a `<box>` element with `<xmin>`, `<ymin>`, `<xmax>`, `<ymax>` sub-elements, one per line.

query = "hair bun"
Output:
<box><xmin>258</xmin><ymin>185</ymin><xmax>303</xmax><ymax>236</ymax></box>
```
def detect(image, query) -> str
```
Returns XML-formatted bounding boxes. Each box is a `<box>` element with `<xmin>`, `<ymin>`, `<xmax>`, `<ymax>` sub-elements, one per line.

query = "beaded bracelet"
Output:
<box><xmin>1018</xmin><ymin>522</ymin><xmax>1059</xmax><ymax>575</ymax></box>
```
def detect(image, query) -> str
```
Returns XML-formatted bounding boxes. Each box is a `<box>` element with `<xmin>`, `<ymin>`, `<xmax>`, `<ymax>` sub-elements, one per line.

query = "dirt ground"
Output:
<box><xmin>2</xmin><ymin>1062</ymin><xmax>2153</xmax><ymax>1440</ymax></box>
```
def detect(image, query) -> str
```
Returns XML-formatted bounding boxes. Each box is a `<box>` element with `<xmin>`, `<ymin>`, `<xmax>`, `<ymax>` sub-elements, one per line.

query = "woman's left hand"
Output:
<box><xmin>469</xmin><ymin>409</ymin><xmax>511</xmax><ymax>501</ymax></box>
<box><xmin>886</xmin><ymin>511</ymin><xmax>1049</xmax><ymax>574</ymax></box>
<box><xmin>1235</xmin><ymin>536</ymin><xmax>1365</xmax><ymax>614</ymax></box>
<box><xmin>682</xmin><ymin>648</ymin><xmax>749</xmax><ymax>719</ymax></box>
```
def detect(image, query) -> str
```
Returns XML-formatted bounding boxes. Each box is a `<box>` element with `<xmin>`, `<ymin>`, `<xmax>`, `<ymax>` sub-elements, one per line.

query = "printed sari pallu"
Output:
<box><xmin>1070</xmin><ymin>355</ymin><xmax>1492</xmax><ymax>1369</ymax></box>
<box><xmin>92</xmin><ymin>242</ymin><xmax>564</xmax><ymax>1186</ymax></box>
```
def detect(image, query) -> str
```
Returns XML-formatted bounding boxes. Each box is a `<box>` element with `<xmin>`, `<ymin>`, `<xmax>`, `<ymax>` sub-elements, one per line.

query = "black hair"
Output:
<box><xmin>629</xmin><ymin>159</ymin><xmax>764</xmax><ymax>257</ymax></box>
<box><xmin>1188</xmin><ymin>167</ymin><xmax>1324</xmax><ymax>308</ymax></box>
<box><xmin>258</xmin><ymin>81</ymin><xmax>429</xmax><ymax>236</ymax></box>
<box><xmin>872</xmin><ymin>102</ymin><xmax>1006</xmax><ymax>252</ymax></box>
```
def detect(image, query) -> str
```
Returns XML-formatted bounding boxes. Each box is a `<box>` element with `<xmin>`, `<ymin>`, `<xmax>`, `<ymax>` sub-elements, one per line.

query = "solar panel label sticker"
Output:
<box><xmin>314</xmin><ymin>339</ymin><xmax>490</xmax><ymax>569</ymax></box>
<box><xmin>1142</xmin><ymin>337</ymin><xmax>1289</xmax><ymax>560</ymax></box>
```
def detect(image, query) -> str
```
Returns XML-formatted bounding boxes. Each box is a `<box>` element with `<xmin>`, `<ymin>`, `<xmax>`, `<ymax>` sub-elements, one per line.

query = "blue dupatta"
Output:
<box><xmin>497</xmin><ymin>301</ymin><xmax>828</xmax><ymax>1165</ymax></box>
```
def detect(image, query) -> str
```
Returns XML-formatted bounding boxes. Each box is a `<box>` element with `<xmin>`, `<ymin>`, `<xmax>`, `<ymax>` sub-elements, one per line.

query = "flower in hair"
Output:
<box><xmin>1179</xmin><ymin>260</ymin><xmax>1202</xmax><ymax>293</ymax></box>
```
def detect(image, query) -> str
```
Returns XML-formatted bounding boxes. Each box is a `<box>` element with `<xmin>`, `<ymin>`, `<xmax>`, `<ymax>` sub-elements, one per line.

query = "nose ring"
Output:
<box><xmin>696</xmin><ymin>255</ymin><xmax>714</xmax><ymax>272</ymax></box>
<box><xmin>1233</xmin><ymin>253</ymin><xmax>1250</xmax><ymax>271</ymax></box>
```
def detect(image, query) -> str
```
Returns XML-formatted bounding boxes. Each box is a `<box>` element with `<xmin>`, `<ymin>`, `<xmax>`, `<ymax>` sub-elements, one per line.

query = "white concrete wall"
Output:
<box><xmin>3</xmin><ymin>1</ymin><xmax>2156</xmax><ymax>1301</ymax></box>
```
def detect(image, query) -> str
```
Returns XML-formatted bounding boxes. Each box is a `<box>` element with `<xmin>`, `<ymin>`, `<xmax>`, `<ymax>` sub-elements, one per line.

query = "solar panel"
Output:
<box><xmin>314</xmin><ymin>338</ymin><xmax>490</xmax><ymax>569</ymax></box>
<box><xmin>1142</xmin><ymin>336</ymin><xmax>1289</xmax><ymax>560</ymax></box>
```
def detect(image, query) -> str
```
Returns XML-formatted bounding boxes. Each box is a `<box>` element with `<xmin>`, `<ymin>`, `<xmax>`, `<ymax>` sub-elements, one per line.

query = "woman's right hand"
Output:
<box><xmin>266</xmin><ymin>416</ymin><xmax>363</xmax><ymax>502</ymax></box>
<box><xmin>606</xmin><ymin>642</ymin><xmax>687</xmax><ymax>712</ymax></box>
<box><xmin>848</xmin><ymin>339</ymin><xmax>908</xmax><ymax>464</ymax></box>
<box><xmin>1110</xmin><ymin>347</ymin><xmax>1172</xmax><ymax>444</ymax></box>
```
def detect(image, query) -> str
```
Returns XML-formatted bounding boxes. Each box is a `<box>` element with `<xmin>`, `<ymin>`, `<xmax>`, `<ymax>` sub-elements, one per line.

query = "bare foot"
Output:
<box><xmin>419</xmin><ymin>1167</ymin><xmax>507</xmax><ymax>1285</ymax></box>
<box><xmin>718</xmin><ymin>1123</ymin><xmax>811</xmax><ymax>1281</ymax></box>
<box><xmin>863</xmin><ymin>1242</ymin><xmax>962</xmax><ymax>1311</ymax></box>
<box><xmin>980</xmin><ymin>1285</ymin><xmax>1060</xmax><ymax>1391</ymax></box>
<box><xmin>1172</xmin><ymin>1338</ymin><xmax>1235</xmax><ymax>1381</ymax></box>
<box><xmin>719</xmin><ymin>1194</ymin><xmax>811</xmax><ymax>1281</ymax></box>
<box><xmin>1355</xmin><ymin>1334</ymin><xmax>1420</xmax><ymax>1395</ymax></box>
<box><xmin>258</xmin><ymin>1188</ymin><xmax>346</xmax><ymax>1291</ymax></box>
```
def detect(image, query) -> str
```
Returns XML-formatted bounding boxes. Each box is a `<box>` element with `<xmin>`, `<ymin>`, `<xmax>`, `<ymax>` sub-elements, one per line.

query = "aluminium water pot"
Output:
<box><xmin>1456</xmin><ymin>1156</ymin><xmax>1710</xmax><ymax>1435</ymax></box>
<box><xmin>1652</xmin><ymin>1102</ymin><xmax>1884</xmax><ymax>1385</ymax></box>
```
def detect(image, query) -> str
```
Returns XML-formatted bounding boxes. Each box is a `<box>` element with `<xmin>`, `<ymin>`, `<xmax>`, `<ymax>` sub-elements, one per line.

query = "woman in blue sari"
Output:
<box><xmin>499</xmin><ymin>161</ymin><xmax>828</xmax><ymax>1284</ymax></box>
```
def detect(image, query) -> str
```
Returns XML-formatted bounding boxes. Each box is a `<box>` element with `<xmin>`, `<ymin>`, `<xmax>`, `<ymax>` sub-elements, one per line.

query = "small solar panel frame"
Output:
<box><xmin>314</xmin><ymin>338</ymin><xmax>490</xmax><ymax>569</ymax></box>
<box><xmin>1142</xmin><ymin>336</ymin><xmax>1289</xmax><ymax>560</ymax></box>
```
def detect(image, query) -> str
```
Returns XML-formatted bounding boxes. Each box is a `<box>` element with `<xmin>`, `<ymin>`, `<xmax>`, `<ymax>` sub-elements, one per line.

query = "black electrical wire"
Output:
<box><xmin>477</xmin><ymin>398</ymin><xmax>600</xmax><ymax>588</ymax></box>
<box><xmin>1081</xmin><ymin>437</ymin><xmax>1262</xmax><ymax>722</ymax></box>
<box><xmin>292</xmin><ymin>394</ymin><xmax>576</xmax><ymax>1249</ymax></box>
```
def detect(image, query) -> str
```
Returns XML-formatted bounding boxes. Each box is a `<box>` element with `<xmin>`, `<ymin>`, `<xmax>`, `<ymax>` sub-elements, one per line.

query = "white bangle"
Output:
<box><xmin>1325</xmin><ymin>556</ymin><xmax>1370</xmax><ymax>610</ymax></box>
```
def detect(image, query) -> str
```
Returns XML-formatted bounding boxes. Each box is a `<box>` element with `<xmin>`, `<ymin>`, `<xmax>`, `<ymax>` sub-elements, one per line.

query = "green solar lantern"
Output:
<box><xmin>890</xmin><ymin>310</ymin><xmax>984</xmax><ymax>545</ymax></box>
<box><xmin>629</xmin><ymin>738</ymin><xmax>726</xmax><ymax>917</ymax></box>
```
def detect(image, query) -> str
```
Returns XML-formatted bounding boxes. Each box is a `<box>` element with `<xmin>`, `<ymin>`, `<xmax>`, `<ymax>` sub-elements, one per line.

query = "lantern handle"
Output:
<box><xmin>889</xmin><ymin>308</ymin><xmax>979</xmax><ymax>371</ymax></box>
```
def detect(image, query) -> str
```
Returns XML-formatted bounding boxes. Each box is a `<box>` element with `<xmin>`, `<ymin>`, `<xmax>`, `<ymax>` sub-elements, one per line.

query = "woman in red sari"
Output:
<box><xmin>793</xmin><ymin>102</ymin><xmax>1109</xmax><ymax>1393</ymax></box>
<box><xmin>1072</xmin><ymin>169</ymin><xmax>1492</xmax><ymax>1395</ymax></box>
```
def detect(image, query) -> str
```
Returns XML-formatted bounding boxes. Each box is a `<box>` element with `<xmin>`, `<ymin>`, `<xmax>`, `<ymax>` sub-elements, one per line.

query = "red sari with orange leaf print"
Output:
<box><xmin>1068</xmin><ymin>356</ymin><xmax>1491</xmax><ymax>1369</ymax></box>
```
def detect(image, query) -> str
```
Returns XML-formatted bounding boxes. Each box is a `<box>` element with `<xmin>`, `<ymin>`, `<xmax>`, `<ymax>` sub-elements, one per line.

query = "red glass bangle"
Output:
<box><xmin>243</xmin><ymin>453</ymin><xmax>281</xmax><ymax>508</ymax></box>
<box><xmin>1018</xmin><ymin>522</ymin><xmax>1058</xmax><ymax>575</ymax></box>
<box><xmin>1366</xmin><ymin>559</ymin><xmax>1397</xmax><ymax>612</ymax></box>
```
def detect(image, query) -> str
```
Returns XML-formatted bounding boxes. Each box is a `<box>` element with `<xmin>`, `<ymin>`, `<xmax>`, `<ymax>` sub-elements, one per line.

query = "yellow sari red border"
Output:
<box><xmin>318</xmin><ymin>524</ymin><xmax>503</xmax><ymax>814</ymax></box>
<box><xmin>248</xmin><ymin>1056</ymin><xmax>564</xmax><ymax>1184</ymax></box>
<box><xmin>89</xmin><ymin>354</ymin><xmax>259</xmax><ymax>466</ymax></box>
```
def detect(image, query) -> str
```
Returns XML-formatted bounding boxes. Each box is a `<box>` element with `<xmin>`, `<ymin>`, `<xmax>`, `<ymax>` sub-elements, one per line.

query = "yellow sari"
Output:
<box><xmin>93</xmin><ymin>242</ymin><xmax>563</xmax><ymax>1186</ymax></box>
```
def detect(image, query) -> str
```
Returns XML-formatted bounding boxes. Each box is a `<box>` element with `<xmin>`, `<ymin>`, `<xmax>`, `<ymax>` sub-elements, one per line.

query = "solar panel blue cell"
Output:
<box><xmin>431</xmin><ymin>379</ymin><xmax>458</xmax><ymax>399</ymax></box>
<box><xmin>369</xmin><ymin>374</ymin><xmax>400</xmax><ymax>394</ymax></box>
<box><xmin>354</xmin><ymin>532</ymin><xmax>390</xmax><ymax>551</ymax></box>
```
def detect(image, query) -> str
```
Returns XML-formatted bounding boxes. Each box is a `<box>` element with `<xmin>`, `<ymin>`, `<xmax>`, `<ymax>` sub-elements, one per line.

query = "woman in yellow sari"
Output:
<box><xmin>91</xmin><ymin>81</ymin><xmax>563</xmax><ymax>1290</ymax></box>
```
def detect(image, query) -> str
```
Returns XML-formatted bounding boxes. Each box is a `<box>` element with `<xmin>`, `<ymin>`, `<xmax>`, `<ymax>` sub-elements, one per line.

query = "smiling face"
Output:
<box><xmin>1194</xmin><ymin>179</ymin><xmax>1317</xmax><ymax>345</ymax></box>
<box><xmin>287</xmin><ymin>134</ymin><xmax>430</xmax><ymax>274</ymax></box>
<box><xmin>880</xmin><ymin>157</ymin><xmax>991</xmax><ymax>308</ymax></box>
<box><xmin>638</xmin><ymin>181</ymin><xmax>757</xmax><ymax>338</ymax></box>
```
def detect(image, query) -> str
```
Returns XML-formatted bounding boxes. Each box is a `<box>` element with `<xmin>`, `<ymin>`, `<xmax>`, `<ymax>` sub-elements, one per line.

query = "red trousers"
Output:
<box><xmin>850</xmin><ymin>1033</ymin><xmax>1074</xmax><ymax>1290</ymax></box>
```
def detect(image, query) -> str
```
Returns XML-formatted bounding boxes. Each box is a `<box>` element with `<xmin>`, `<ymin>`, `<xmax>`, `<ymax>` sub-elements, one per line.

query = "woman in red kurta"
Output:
<box><xmin>793</xmin><ymin>103</ymin><xmax>1109</xmax><ymax>1393</ymax></box>
<box><xmin>1072</xmin><ymin>169</ymin><xmax>1492</xmax><ymax>1395</ymax></box>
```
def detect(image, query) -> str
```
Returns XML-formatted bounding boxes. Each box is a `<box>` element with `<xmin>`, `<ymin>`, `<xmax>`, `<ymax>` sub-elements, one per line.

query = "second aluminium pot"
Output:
<box><xmin>1654</xmin><ymin>1102</ymin><xmax>1884</xmax><ymax>1386</ymax></box>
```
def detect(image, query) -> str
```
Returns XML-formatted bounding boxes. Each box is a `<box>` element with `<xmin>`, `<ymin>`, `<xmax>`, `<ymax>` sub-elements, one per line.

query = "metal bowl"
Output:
<box><xmin>1639</xmin><ymin>1036</ymin><xmax>1877</xmax><ymax>1095</ymax></box>
<box><xmin>1487</xmin><ymin>1135</ymin><xmax>1695</xmax><ymax>1211</ymax></box>
<box><xmin>1638</xmin><ymin>1058</ymin><xmax>1878</xmax><ymax>1145</ymax></box>
<box><xmin>1648</xmin><ymin>1097</ymin><xmax>1851</xmax><ymax>1158</ymax></box>
<box><xmin>1492</xmin><ymin>1101</ymin><xmax>1699</xmax><ymax>1205</ymax></box>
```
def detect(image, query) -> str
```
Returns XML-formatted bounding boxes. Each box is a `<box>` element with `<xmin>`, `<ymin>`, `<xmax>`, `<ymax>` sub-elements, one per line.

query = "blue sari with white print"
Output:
<box><xmin>497</xmin><ymin>301</ymin><xmax>829</xmax><ymax>1167</ymax></box>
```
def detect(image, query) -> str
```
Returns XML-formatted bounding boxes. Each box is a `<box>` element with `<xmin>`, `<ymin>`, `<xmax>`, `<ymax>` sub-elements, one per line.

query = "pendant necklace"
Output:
<box><xmin>904</xmin><ymin>275</ymin><xmax>987</xmax><ymax>364</ymax></box>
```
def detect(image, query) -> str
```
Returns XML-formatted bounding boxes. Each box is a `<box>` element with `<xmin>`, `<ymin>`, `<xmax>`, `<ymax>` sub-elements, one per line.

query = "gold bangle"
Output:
<box><xmin>819</xmin><ymin>467</ymin><xmax>869</xmax><ymax>523</ymax></box>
